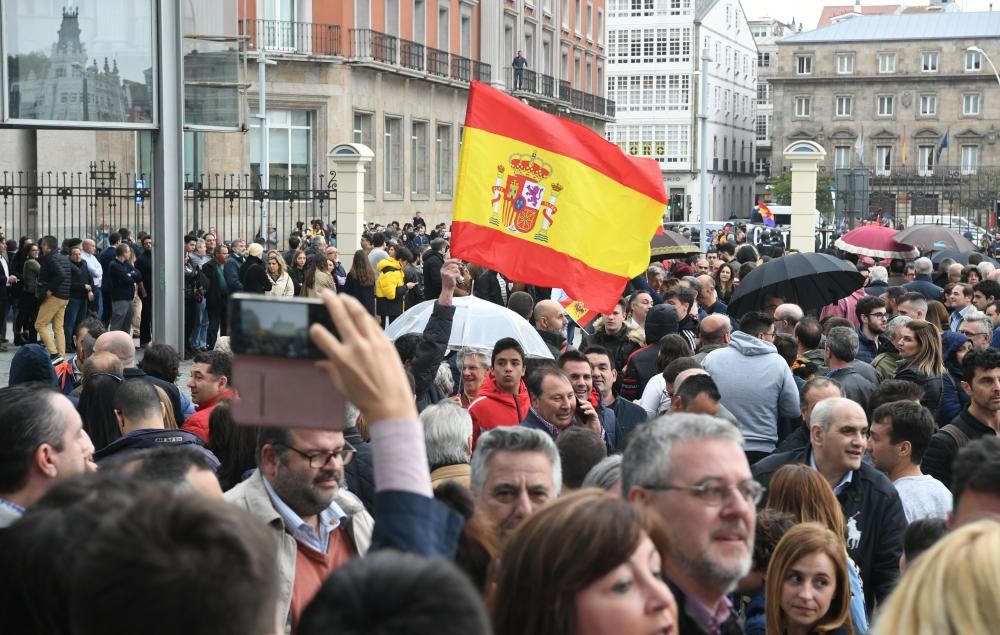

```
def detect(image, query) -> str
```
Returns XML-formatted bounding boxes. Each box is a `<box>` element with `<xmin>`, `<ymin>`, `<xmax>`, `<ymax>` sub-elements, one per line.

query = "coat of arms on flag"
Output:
<box><xmin>489</xmin><ymin>153</ymin><xmax>563</xmax><ymax>243</ymax></box>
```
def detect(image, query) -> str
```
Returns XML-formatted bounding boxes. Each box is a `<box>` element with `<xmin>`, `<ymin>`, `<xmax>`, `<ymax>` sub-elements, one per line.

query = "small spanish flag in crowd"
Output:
<box><xmin>451</xmin><ymin>81</ymin><xmax>667</xmax><ymax>313</ymax></box>
<box><xmin>758</xmin><ymin>200</ymin><xmax>776</xmax><ymax>227</ymax></box>
<box><xmin>553</xmin><ymin>289</ymin><xmax>599</xmax><ymax>328</ymax></box>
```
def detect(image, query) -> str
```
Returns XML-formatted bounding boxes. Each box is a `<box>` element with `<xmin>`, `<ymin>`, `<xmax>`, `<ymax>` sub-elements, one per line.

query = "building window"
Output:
<box><xmin>758</xmin><ymin>52</ymin><xmax>771</xmax><ymax>67</ymax></box>
<box><xmin>597</xmin><ymin>9</ymin><xmax>604</xmax><ymax>44</ymax></box>
<box><xmin>921</xmin><ymin>51</ymin><xmax>939</xmax><ymax>72</ymax></box>
<box><xmin>795</xmin><ymin>55</ymin><xmax>813</xmax><ymax>75</ymax></box>
<box><xmin>250</xmin><ymin>109</ymin><xmax>312</xmax><ymax>191</ymax></box>
<box><xmin>586</xmin><ymin>3</ymin><xmax>592</xmax><ymax>38</ymax></box>
<box><xmin>961</xmin><ymin>145</ymin><xmax>979</xmax><ymax>175</ymax></box>
<box><xmin>878</xmin><ymin>52</ymin><xmax>896</xmax><ymax>73</ymax></box>
<box><xmin>835</xmin><ymin>95</ymin><xmax>853</xmax><ymax>117</ymax></box>
<box><xmin>562</xmin><ymin>0</ymin><xmax>569</xmax><ymax>27</ymax></box>
<box><xmin>607</xmin><ymin>27</ymin><xmax>690</xmax><ymax>64</ymax></box>
<box><xmin>435</xmin><ymin>124</ymin><xmax>452</xmax><ymax>196</ymax></box>
<box><xmin>410</xmin><ymin>120</ymin><xmax>428</xmax><ymax>196</ymax></box>
<box><xmin>836</xmin><ymin>53</ymin><xmax>854</xmax><ymax>74</ymax></box>
<box><xmin>963</xmin><ymin>93</ymin><xmax>982</xmax><ymax>116</ymax></box>
<box><xmin>752</xmin><ymin>25</ymin><xmax>769</xmax><ymax>38</ymax></box>
<box><xmin>755</xmin><ymin>114</ymin><xmax>771</xmax><ymax>141</ymax></box>
<box><xmin>575</xmin><ymin>0</ymin><xmax>582</xmax><ymax>33</ymax></box>
<box><xmin>966</xmin><ymin>49</ymin><xmax>982</xmax><ymax>71</ymax></box>
<box><xmin>794</xmin><ymin>96</ymin><xmax>811</xmax><ymax>118</ymax></box>
<box><xmin>875</xmin><ymin>145</ymin><xmax>892</xmax><ymax>175</ymax></box>
<box><xmin>834</xmin><ymin>146</ymin><xmax>851</xmax><ymax>169</ymax></box>
<box><xmin>353</xmin><ymin>111</ymin><xmax>375</xmax><ymax>197</ymax></box>
<box><xmin>877</xmin><ymin>95</ymin><xmax>894</xmax><ymax>117</ymax></box>
<box><xmin>755</xmin><ymin>156</ymin><xmax>770</xmax><ymax>175</ymax></box>
<box><xmin>384</xmin><ymin>116</ymin><xmax>403</xmax><ymax>196</ymax></box>
<box><xmin>607</xmin><ymin>123</ymin><xmax>687</xmax><ymax>165</ymax></box>
<box><xmin>917</xmin><ymin>145</ymin><xmax>934</xmax><ymax>176</ymax></box>
<box><xmin>918</xmin><ymin>94</ymin><xmax>937</xmax><ymax>117</ymax></box>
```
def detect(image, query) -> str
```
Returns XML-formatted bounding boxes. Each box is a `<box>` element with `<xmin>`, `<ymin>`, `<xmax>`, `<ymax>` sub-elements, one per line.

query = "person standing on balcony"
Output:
<box><xmin>513</xmin><ymin>50</ymin><xmax>528</xmax><ymax>90</ymax></box>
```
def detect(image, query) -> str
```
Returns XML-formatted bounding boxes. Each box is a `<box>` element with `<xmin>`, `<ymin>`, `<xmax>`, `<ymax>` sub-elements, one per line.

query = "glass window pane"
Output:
<box><xmin>6</xmin><ymin>0</ymin><xmax>155</xmax><ymax>125</ymax></box>
<box><xmin>290</xmin><ymin>128</ymin><xmax>309</xmax><ymax>164</ymax></box>
<box><xmin>291</xmin><ymin>111</ymin><xmax>310</xmax><ymax>126</ymax></box>
<box><xmin>270</xmin><ymin>128</ymin><xmax>290</xmax><ymax>164</ymax></box>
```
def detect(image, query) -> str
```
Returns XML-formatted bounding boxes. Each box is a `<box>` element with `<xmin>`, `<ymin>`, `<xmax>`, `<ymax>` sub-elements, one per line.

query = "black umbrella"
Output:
<box><xmin>727</xmin><ymin>253</ymin><xmax>864</xmax><ymax>318</ymax></box>
<box><xmin>650</xmin><ymin>230</ymin><xmax>700</xmax><ymax>260</ymax></box>
<box><xmin>929</xmin><ymin>249</ymin><xmax>999</xmax><ymax>267</ymax></box>
<box><xmin>894</xmin><ymin>225</ymin><xmax>977</xmax><ymax>252</ymax></box>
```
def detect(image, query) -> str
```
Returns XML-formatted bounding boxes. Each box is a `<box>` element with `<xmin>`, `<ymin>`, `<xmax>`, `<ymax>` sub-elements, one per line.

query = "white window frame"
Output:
<box><xmin>921</xmin><ymin>51</ymin><xmax>939</xmax><ymax>73</ymax></box>
<box><xmin>961</xmin><ymin>145</ymin><xmax>979</xmax><ymax>175</ymax></box>
<box><xmin>383</xmin><ymin>115</ymin><xmax>403</xmax><ymax>196</ymax></box>
<box><xmin>250</xmin><ymin>109</ymin><xmax>312</xmax><ymax>191</ymax></box>
<box><xmin>794</xmin><ymin>95</ymin><xmax>811</xmax><ymax>118</ymax></box>
<box><xmin>353</xmin><ymin>111</ymin><xmax>375</xmax><ymax>198</ymax></box>
<box><xmin>836</xmin><ymin>53</ymin><xmax>854</xmax><ymax>75</ymax></box>
<box><xmin>435</xmin><ymin>123</ymin><xmax>453</xmax><ymax>196</ymax></box>
<box><xmin>410</xmin><ymin>119</ymin><xmax>429</xmax><ymax>197</ymax></box>
<box><xmin>917</xmin><ymin>145</ymin><xmax>934</xmax><ymax>176</ymax></box>
<box><xmin>877</xmin><ymin>95</ymin><xmax>894</xmax><ymax>117</ymax></box>
<box><xmin>875</xmin><ymin>145</ymin><xmax>892</xmax><ymax>176</ymax></box>
<box><xmin>834</xmin><ymin>95</ymin><xmax>853</xmax><ymax>118</ymax></box>
<box><xmin>795</xmin><ymin>54</ymin><xmax>813</xmax><ymax>75</ymax></box>
<box><xmin>966</xmin><ymin>49</ymin><xmax>982</xmax><ymax>71</ymax></box>
<box><xmin>918</xmin><ymin>94</ymin><xmax>937</xmax><ymax>117</ymax></box>
<box><xmin>963</xmin><ymin>93</ymin><xmax>982</xmax><ymax>116</ymax></box>
<box><xmin>878</xmin><ymin>52</ymin><xmax>896</xmax><ymax>74</ymax></box>
<box><xmin>834</xmin><ymin>146</ymin><xmax>851</xmax><ymax>169</ymax></box>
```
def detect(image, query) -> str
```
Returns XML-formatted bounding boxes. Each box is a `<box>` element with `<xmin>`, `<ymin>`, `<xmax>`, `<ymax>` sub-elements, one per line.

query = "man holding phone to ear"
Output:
<box><xmin>520</xmin><ymin>366</ymin><xmax>605</xmax><ymax>442</ymax></box>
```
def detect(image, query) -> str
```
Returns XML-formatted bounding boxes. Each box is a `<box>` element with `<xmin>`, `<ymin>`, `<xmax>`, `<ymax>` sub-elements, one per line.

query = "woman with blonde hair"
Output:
<box><xmin>766</xmin><ymin>523</ymin><xmax>854</xmax><ymax>635</ymax></box>
<box><xmin>871</xmin><ymin>519</ymin><xmax>1000</xmax><ymax>635</ymax></box>
<box><xmin>264</xmin><ymin>250</ymin><xmax>295</xmax><ymax>297</ymax></box>
<box><xmin>893</xmin><ymin>319</ymin><xmax>945</xmax><ymax>415</ymax></box>
<box><xmin>765</xmin><ymin>465</ymin><xmax>867</xmax><ymax>633</ymax></box>
<box><xmin>492</xmin><ymin>489</ymin><xmax>677</xmax><ymax>635</ymax></box>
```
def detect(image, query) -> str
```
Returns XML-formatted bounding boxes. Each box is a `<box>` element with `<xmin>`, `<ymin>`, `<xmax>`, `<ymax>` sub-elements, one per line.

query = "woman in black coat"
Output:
<box><xmin>239</xmin><ymin>243</ymin><xmax>272</xmax><ymax>294</ymax></box>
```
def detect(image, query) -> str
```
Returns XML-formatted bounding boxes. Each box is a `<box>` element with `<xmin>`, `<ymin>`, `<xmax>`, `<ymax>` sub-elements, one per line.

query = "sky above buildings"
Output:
<box><xmin>741</xmin><ymin>0</ymin><xmax>998</xmax><ymax>31</ymax></box>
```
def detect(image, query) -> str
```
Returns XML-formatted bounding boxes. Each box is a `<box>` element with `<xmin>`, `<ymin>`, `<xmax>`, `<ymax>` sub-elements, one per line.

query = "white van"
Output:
<box><xmin>906</xmin><ymin>215</ymin><xmax>989</xmax><ymax>242</ymax></box>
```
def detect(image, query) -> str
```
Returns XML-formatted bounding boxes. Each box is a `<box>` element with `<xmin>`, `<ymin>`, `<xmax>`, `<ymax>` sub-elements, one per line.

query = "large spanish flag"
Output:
<box><xmin>451</xmin><ymin>81</ymin><xmax>666</xmax><ymax>313</ymax></box>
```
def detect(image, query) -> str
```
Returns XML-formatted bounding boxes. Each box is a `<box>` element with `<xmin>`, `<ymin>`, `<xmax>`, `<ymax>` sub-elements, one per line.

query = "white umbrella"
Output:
<box><xmin>385</xmin><ymin>296</ymin><xmax>554</xmax><ymax>359</ymax></box>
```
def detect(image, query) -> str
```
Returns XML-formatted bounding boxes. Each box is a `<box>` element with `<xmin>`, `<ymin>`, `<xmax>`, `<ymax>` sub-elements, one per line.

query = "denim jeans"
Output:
<box><xmin>190</xmin><ymin>297</ymin><xmax>208</xmax><ymax>349</ymax></box>
<box><xmin>64</xmin><ymin>297</ymin><xmax>87</xmax><ymax>352</ymax></box>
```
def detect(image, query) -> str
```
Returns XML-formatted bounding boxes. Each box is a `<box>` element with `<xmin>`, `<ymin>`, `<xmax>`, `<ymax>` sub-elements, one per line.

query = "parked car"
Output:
<box><xmin>906</xmin><ymin>214</ymin><xmax>989</xmax><ymax>242</ymax></box>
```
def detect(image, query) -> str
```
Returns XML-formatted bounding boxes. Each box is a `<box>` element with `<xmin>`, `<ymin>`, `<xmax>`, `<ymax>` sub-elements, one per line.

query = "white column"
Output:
<box><xmin>783</xmin><ymin>142</ymin><xmax>827</xmax><ymax>253</ymax></box>
<box><xmin>328</xmin><ymin>143</ymin><xmax>374</xmax><ymax>254</ymax></box>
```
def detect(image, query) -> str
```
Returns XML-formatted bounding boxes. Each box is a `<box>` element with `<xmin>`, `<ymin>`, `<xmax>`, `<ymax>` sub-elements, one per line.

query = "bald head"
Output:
<box><xmin>81</xmin><ymin>351</ymin><xmax>124</xmax><ymax>385</ymax></box>
<box><xmin>93</xmin><ymin>331</ymin><xmax>137</xmax><ymax>368</ymax></box>
<box><xmin>698</xmin><ymin>313</ymin><xmax>732</xmax><ymax>345</ymax></box>
<box><xmin>774</xmin><ymin>303</ymin><xmax>804</xmax><ymax>335</ymax></box>
<box><xmin>949</xmin><ymin>262</ymin><xmax>965</xmax><ymax>283</ymax></box>
<box><xmin>533</xmin><ymin>299</ymin><xmax>567</xmax><ymax>336</ymax></box>
<box><xmin>810</xmin><ymin>397</ymin><xmax>865</xmax><ymax>432</ymax></box>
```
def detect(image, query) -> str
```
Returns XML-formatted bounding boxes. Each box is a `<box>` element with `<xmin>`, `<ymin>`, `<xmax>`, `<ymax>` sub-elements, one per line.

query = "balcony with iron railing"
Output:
<box><xmin>505</xmin><ymin>67</ymin><xmax>614</xmax><ymax>119</ymax></box>
<box><xmin>241</xmin><ymin>19</ymin><xmax>341</xmax><ymax>56</ymax></box>
<box><xmin>242</xmin><ymin>21</ymin><xmax>491</xmax><ymax>88</ymax></box>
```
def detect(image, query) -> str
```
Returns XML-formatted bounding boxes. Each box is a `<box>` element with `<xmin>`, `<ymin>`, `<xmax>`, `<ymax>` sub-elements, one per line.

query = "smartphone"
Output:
<box><xmin>228</xmin><ymin>293</ymin><xmax>347</xmax><ymax>430</ymax></box>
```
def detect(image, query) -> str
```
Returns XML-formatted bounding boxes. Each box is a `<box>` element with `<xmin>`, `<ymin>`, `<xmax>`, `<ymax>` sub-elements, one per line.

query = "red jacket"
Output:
<box><xmin>468</xmin><ymin>371</ymin><xmax>530</xmax><ymax>447</ymax></box>
<box><xmin>182</xmin><ymin>389</ymin><xmax>236</xmax><ymax>443</ymax></box>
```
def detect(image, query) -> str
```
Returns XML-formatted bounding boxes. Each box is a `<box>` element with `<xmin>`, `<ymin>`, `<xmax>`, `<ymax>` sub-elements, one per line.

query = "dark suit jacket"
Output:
<box><xmin>123</xmin><ymin>367</ymin><xmax>185</xmax><ymax>428</ymax></box>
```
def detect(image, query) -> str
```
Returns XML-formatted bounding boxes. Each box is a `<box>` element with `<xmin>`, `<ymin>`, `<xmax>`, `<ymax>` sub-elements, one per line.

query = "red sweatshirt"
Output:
<box><xmin>468</xmin><ymin>371</ymin><xmax>531</xmax><ymax>447</ymax></box>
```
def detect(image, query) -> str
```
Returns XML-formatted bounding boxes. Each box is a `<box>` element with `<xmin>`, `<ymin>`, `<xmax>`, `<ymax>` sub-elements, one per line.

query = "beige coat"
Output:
<box><xmin>265</xmin><ymin>272</ymin><xmax>295</xmax><ymax>297</ymax></box>
<box><xmin>225</xmin><ymin>469</ymin><xmax>374</xmax><ymax>631</ymax></box>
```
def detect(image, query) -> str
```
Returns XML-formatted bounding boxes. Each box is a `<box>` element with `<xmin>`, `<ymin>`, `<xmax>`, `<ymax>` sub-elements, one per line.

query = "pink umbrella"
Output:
<box><xmin>834</xmin><ymin>226</ymin><xmax>919</xmax><ymax>260</ymax></box>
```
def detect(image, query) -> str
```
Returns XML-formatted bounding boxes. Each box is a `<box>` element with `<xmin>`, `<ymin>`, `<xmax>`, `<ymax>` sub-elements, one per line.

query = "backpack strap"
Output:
<box><xmin>940</xmin><ymin>423</ymin><xmax>970</xmax><ymax>449</ymax></box>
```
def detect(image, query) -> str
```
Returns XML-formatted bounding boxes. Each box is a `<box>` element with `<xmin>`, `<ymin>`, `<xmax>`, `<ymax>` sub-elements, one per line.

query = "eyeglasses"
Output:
<box><xmin>643</xmin><ymin>479</ymin><xmax>765</xmax><ymax>507</ymax></box>
<box><xmin>275</xmin><ymin>442</ymin><xmax>356</xmax><ymax>468</ymax></box>
<box><xmin>759</xmin><ymin>330</ymin><xmax>777</xmax><ymax>339</ymax></box>
<box><xmin>866</xmin><ymin>312</ymin><xmax>889</xmax><ymax>320</ymax></box>
<box><xmin>959</xmin><ymin>329</ymin><xmax>990</xmax><ymax>338</ymax></box>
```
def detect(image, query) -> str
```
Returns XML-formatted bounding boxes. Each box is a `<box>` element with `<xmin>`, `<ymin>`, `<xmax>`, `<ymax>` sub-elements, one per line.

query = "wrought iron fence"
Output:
<box><xmin>0</xmin><ymin>163</ymin><xmax>337</xmax><ymax>250</ymax></box>
<box><xmin>427</xmin><ymin>46</ymin><xmax>450</xmax><ymax>77</ymax></box>
<box><xmin>350</xmin><ymin>28</ymin><xmax>397</xmax><ymax>64</ymax></box>
<box><xmin>399</xmin><ymin>38</ymin><xmax>425</xmax><ymax>71</ymax></box>
<box><xmin>241</xmin><ymin>19</ymin><xmax>341</xmax><ymax>56</ymax></box>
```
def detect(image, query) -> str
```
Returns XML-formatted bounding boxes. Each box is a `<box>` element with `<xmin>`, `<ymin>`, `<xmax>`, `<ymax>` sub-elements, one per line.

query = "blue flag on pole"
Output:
<box><xmin>936</xmin><ymin>128</ymin><xmax>950</xmax><ymax>163</ymax></box>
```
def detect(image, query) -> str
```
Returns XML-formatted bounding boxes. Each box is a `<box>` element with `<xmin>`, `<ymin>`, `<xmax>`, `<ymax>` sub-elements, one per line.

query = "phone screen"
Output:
<box><xmin>230</xmin><ymin>296</ymin><xmax>336</xmax><ymax>360</ymax></box>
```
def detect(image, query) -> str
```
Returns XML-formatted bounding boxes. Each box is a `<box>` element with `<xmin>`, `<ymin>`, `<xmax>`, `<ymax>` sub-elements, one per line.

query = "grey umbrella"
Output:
<box><xmin>894</xmin><ymin>225</ymin><xmax>978</xmax><ymax>252</ymax></box>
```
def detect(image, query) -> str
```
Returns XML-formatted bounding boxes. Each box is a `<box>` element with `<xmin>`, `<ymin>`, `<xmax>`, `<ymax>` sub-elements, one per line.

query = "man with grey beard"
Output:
<box><xmin>225</xmin><ymin>427</ymin><xmax>374</xmax><ymax>629</ymax></box>
<box><xmin>624</xmin><ymin>414</ymin><xmax>758</xmax><ymax>635</ymax></box>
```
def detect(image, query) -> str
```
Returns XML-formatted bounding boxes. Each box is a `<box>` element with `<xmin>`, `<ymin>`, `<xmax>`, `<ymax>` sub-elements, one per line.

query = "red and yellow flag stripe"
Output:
<box><xmin>451</xmin><ymin>81</ymin><xmax>667</xmax><ymax>313</ymax></box>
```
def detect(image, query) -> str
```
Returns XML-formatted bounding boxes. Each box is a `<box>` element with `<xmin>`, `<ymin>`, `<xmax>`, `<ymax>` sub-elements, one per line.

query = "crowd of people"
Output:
<box><xmin>1</xmin><ymin>215</ymin><xmax>1000</xmax><ymax>635</ymax></box>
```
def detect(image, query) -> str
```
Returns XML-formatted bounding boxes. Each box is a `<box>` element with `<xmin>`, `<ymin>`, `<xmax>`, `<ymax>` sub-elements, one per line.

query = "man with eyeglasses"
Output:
<box><xmin>959</xmin><ymin>312</ymin><xmax>993</xmax><ymax>351</ymax></box>
<box><xmin>226</xmin><ymin>423</ymin><xmax>372</xmax><ymax>629</ymax></box>
<box><xmin>624</xmin><ymin>413</ymin><xmax>757</xmax><ymax>635</ymax></box>
<box><xmin>753</xmin><ymin>397</ymin><xmax>906</xmax><ymax>615</ymax></box>
<box><xmin>855</xmin><ymin>295</ymin><xmax>890</xmax><ymax>364</ymax></box>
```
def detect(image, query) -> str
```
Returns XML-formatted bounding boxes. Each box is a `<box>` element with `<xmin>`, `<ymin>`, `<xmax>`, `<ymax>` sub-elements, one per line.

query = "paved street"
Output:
<box><xmin>0</xmin><ymin>319</ymin><xmax>194</xmax><ymax>397</ymax></box>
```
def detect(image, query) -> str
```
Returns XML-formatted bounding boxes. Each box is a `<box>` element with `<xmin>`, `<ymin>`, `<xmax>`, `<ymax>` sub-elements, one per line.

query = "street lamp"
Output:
<box><xmin>968</xmin><ymin>46</ymin><xmax>1000</xmax><ymax>87</ymax></box>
